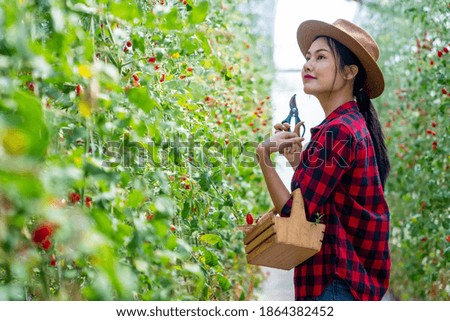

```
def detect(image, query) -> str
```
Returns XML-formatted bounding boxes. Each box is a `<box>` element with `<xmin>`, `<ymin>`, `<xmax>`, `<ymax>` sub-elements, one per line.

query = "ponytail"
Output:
<box><xmin>355</xmin><ymin>89</ymin><xmax>390</xmax><ymax>188</ymax></box>
<box><xmin>323</xmin><ymin>36</ymin><xmax>391</xmax><ymax>188</ymax></box>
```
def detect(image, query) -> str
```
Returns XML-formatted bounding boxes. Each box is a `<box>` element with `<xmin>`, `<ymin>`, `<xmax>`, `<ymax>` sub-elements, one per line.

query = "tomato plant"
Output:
<box><xmin>0</xmin><ymin>0</ymin><xmax>273</xmax><ymax>300</ymax></box>
<box><xmin>361</xmin><ymin>0</ymin><xmax>449</xmax><ymax>300</ymax></box>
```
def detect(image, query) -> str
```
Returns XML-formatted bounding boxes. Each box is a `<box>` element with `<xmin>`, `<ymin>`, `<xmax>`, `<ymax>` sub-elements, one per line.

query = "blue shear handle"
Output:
<box><xmin>281</xmin><ymin>115</ymin><xmax>292</xmax><ymax>128</ymax></box>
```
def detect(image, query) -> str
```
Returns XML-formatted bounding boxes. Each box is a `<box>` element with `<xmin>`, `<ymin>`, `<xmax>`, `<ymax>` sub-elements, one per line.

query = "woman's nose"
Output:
<box><xmin>303</xmin><ymin>60</ymin><xmax>312</xmax><ymax>72</ymax></box>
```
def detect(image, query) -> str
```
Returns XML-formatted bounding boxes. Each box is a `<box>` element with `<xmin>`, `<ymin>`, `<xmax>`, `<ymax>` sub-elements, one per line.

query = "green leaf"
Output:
<box><xmin>165</xmin><ymin>234</ymin><xmax>178</xmax><ymax>251</ymax></box>
<box><xmin>148</xmin><ymin>123</ymin><xmax>162</xmax><ymax>145</ymax></box>
<box><xmin>201</xmin><ymin>249</ymin><xmax>218</xmax><ymax>267</ymax></box>
<box><xmin>131</xmin><ymin>34</ymin><xmax>146</xmax><ymax>54</ymax></box>
<box><xmin>199</xmin><ymin>233</ymin><xmax>223</xmax><ymax>248</ymax></box>
<box><xmin>169</xmin><ymin>145</ymin><xmax>182</xmax><ymax>165</ymax></box>
<box><xmin>1</xmin><ymin>90</ymin><xmax>49</xmax><ymax>159</ymax></box>
<box><xmin>152</xmin><ymin>220</ymin><xmax>169</xmax><ymax>238</ymax></box>
<box><xmin>189</xmin><ymin>1</ymin><xmax>209</xmax><ymax>25</ymax></box>
<box><xmin>110</xmin><ymin>2</ymin><xmax>140</xmax><ymax>22</ymax></box>
<box><xmin>126</xmin><ymin>189</ymin><xmax>145</xmax><ymax>208</ymax></box>
<box><xmin>90</xmin><ymin>208</ymin><xmax>115</xmax><ymax>239</ymax></box>
<box><xmin>145</xmin><ymin>12</ymin><xmax>156</xmax><ymax>28</ymax></box>
<box><xmin>218</xmin><ymin>274</ymin><xmax>231</xmax><ymax>291</ymax></box>
<box><xmin>161</xmin><ymin>8</ymin><xmax>183</xmax><ymax>30</ymax></box>
<box><xmin>181</xmin><ymin>36</ymin><xmax>200</xmax><ymax>55</ymax></box>
<box><xmin>182</xmin><ymin>263</ymin><xmax>203</xmax><ymax>278</ymax></box>
<box><xmin>181</xmin><ymin>200</ymin><xmax>191</xmax><ymax>219</ymax></box>
<box><xmin>0</xmin><ymin>169</ymin><xmax>43</xmax><ymax>198</ymax></box>
<box><xmin>199</xmin><ymin>172</ymin><xmax>211</xmax><ymax>191</ymax></box>
<box><xmin>197</xmin><ymin>32</ymin><xmax>211</xmax><ymax>55</ymax></box>
<box><xmin>127</xmin><ymin>87</ymin><xmax>161</xmax><ymax>113</ymax></box>
<box><xmin>117</xmin><ymin>221</ymin><xmax>134</xmax><ymax>241</ymax></box>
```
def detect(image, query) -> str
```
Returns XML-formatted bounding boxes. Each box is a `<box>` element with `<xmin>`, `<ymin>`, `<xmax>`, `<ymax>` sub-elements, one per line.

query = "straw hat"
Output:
<box><xmin>297</xmin><ymin>19</ymin><xmax>384</xmax><ymax>98</ymax></box>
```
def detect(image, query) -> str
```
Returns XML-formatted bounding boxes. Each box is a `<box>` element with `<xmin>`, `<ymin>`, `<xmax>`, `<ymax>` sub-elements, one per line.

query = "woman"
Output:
<box><xmin>256</xmin><ymin>19</ymin><xmax>391</xmax><ymax>301</ymax></box>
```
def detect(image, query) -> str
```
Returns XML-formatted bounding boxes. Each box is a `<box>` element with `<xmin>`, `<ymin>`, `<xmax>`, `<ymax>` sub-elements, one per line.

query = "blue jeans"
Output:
<box><xmin>305</xmin><ymin>277</ymin><xmax>356</xmax><ymax>301</ymax></box>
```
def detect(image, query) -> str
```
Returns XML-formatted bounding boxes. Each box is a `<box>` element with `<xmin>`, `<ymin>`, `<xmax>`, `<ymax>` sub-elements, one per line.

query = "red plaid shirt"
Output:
<box><xmin>281</xmin><ymin>101</ymin><xmax>390</xmax><ymax>301</ymax></box>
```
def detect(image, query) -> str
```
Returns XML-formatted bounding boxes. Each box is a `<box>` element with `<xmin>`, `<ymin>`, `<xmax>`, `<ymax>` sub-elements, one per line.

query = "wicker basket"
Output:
<box><xmin>240</xmin><ymin>189</ymin><xmax>325</xmax><ymax>270</ymax></box>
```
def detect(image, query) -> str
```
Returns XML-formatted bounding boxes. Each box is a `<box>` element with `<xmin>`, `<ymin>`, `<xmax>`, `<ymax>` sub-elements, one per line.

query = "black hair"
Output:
<box><xmin>321</xmin><ymin>36</ymin><xmax>390</xmax><ymax>188</ymax></box>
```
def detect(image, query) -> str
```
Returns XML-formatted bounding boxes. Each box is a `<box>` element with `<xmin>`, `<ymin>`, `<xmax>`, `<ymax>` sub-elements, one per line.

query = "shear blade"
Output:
<box><xmin>289</xmin><ymin>94</ymin><xmax>297</xmax><ymax>109</ymax></box>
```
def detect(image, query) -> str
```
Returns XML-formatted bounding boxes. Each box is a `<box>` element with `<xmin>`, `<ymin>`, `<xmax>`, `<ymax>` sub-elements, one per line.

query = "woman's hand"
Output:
<box><xmin>276</xmin><ymin>122</ymin><xmax>305</xmax><ymax>167</ymax></box>
<box><xmin>257</xmin><ymin>122</ymin><xmax>304</xmax><ymax>168</ymax></box>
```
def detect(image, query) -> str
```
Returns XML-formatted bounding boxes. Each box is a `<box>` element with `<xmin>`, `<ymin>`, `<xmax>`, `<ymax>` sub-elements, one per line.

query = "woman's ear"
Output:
<box><xmin>343</xmin><ymin>64</ymin><xmax>358</xmax><ymax>80</ymax></box>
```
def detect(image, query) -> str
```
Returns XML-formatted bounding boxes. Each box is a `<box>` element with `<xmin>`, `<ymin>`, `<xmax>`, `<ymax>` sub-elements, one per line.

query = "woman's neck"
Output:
<box><xmin>317</xmin><ymin>91</ymin><xmax>355</xmax><ymax>117</ymax></box>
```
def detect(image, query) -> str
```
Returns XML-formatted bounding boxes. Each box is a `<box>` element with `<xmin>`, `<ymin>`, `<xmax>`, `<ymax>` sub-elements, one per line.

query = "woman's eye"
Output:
<box><xmin>317</xmin><ymin>55</ymin><xmax>325</xmax><ymax>60</ymax></box>
<box><xmin>305</xmin><ymin>56</ymin><xmax>311</xmax><ymax>61</ymax></box>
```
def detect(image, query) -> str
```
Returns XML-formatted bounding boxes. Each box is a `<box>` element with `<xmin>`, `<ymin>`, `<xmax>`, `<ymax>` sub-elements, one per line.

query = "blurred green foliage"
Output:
<box><xmin>0</xmin><ymin>0</ymin><xmax>274</xmax><ymax>300</ymax></box>
<box><xmin>360</xmin><ymin>0</ymin><xmax>449</xmax><ymax>300</ymax></box>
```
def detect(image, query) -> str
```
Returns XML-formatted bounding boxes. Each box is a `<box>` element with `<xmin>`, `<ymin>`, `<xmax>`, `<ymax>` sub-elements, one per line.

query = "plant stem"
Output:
<box><xmin>39</xmin><ymin>263</ymin><xmax>50</xmax><ymax>300</ymax></box>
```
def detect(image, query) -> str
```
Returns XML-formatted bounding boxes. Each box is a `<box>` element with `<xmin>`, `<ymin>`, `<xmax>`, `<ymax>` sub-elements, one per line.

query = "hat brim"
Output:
<box><xmin>297</xmin><ymin>20</ymin><xmax>384</xmax><ymax>99</ymax></box>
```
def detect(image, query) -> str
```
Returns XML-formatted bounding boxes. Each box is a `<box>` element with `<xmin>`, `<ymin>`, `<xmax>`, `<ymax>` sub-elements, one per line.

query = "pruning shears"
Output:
<box><xmin>281</xmin><ymin>94</ymin><xmax>306</xmax><ymax>137</ymax></box>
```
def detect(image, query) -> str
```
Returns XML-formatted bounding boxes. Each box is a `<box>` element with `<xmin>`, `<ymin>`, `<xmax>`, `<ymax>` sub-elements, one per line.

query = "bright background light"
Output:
<box><xmin>273</xmin><ymin>0</ymin><xmax>360</xmax><ymax>71</ymax></box>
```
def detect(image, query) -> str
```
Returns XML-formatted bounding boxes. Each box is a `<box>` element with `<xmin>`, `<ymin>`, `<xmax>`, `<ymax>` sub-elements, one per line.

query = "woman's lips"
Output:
<box><xmin>303</xmin><ymin>74</ymin><xmax>316</xmax><ymax>80</ymax></box>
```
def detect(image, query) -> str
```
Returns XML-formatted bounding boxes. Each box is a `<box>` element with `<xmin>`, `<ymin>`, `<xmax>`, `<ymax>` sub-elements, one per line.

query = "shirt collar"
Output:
<box><xmin>310</xmin><ymin>100</ymin><xmax>358</xmax><ymax>136</ymax></box>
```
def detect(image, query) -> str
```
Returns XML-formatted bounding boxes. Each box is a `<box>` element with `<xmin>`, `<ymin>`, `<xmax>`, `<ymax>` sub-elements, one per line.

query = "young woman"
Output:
<box><xmin>257</xmin><ymin>19</ymin><xmax>391</xmax><ymax>301</ymax></box>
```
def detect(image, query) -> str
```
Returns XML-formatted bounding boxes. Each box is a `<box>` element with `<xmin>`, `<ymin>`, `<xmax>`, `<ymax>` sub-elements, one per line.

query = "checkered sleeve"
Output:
<box><xmin>281</xmin><ymin>124</ymin><xmax>355</xmax><ymax>220</ymax></box>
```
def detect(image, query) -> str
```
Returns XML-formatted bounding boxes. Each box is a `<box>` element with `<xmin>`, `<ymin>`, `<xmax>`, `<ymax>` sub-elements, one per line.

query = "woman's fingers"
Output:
<box><xmin>259</xmin><ymin>129</ymin><xmax>304</xmax><ymax>156</ymax></box>
<box><xmin>274</xmin><ymin>122</ymin><xmax>304</xmax><ymax>136</ymax></box>
<box><xmin>274</xmin><ymin>123</ymin><xmax>290</xmax><ymax>133</ymax></box>
<box><xmin>293</xmin><ymin>121</ymin><xmax>305</xmax><ymax>136</ymax></box>
<box><xmin>287</xmin><ymin>136</ymin><xmax>305</xmax><ymax>145</ymax></box>
<box><xmin>278</xmin><ymin>137</ymin><xmax>304</xmax><ymax>154</ymax></box>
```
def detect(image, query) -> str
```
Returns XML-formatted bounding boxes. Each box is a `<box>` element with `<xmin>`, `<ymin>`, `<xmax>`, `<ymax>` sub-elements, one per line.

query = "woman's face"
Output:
<box><xmin>301</xmin><ymin>37</ymin><xmax>347</xmax><ymax>98</ymax></box>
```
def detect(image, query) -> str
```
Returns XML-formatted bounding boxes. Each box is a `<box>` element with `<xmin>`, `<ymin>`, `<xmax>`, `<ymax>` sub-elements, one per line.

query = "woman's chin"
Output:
<box><xmin>302</xmin><ymin>87</ymin><xmax>315</xmax><ymax>96</ymax></box>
